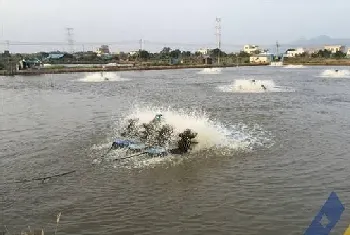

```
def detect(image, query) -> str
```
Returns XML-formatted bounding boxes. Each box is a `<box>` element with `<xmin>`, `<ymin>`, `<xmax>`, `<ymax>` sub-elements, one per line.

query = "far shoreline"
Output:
<box><xmin>0</xmin><ymin>63</ymin><xmax>266</xmax><ymax>76</ymax></box>
<box><xmin>1</xmin><ymin>61</ymin><xmax>350</xmax><ymax>76</ymax></box>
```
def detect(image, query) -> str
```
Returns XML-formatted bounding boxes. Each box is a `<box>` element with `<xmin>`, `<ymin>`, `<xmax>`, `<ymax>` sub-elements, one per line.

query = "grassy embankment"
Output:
<box><xmin>283</xmin><ymin>57</ymin><xmax>350</xmax><ymax>66</ymax></box>
<box><xmin>3</xmin><ymin>58</ymin><xmax>350</xmax><ymax>76</ymax></box>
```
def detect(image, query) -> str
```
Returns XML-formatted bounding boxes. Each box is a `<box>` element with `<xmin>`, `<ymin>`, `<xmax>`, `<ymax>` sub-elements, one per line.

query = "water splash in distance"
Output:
<box><xmin>197</xmin><ymin>68</ymin><xmax>222</xmax><ymax>75</ymax></box>
<box><xmin>284</xmin><ymin>65</ymin><xmax>305</xmax><ymax>69</ymax></box>
<box><xmin>218</xmin><ymin>79</ymin><xmax>295</xmax><ymax>93</ymax></box>
<box><xmin>319</xmin><ymin>69</ymin><xmax>350</xmax><ymax>78</ymax></box>
<box><xmin>77</xmin><ymin>72</ymin><xmax>130</xmax><ymax>82</ymax></box>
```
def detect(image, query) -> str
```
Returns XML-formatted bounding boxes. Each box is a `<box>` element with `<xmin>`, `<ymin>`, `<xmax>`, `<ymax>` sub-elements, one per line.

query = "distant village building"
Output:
<box><xmin>202</xmin><ymin>56</ymin><xmax>213</xmax><ymax>64</ymax></box>
<box><xmin>307</xmin><ymin>47</ymin><xmax>322</xmax><ymax>54</ymax></box>
<box><xmin>83</xmin><ymin>51</ymin><xmax>97</xmax><ymax>59</ymax></box>
<box><xmin>347</xmin><ymin>48</ymin><xmax>350</xmax><ymax>58</ymax></box>
<box><xmin>47</xmin><ymin>51</ymin><xmax>65</xmax><ymax>59</ymax></box>
<box><xmin>97</xmin><ymin>45</ymin><xmax>110</xmax><ymax>55</ymax></box>
<box><xmin>128</xmin><ymin>51</ymin><xmax>138</xmax><ymax>56</ymax></box>
<box><xmin>97</xmin><ymin>45</ymin><xmax>112</xmax><ymax>59</ymax></box>
<box><xmin>197</xmin><ymin>48</ymin><xmax>211</xmax><ymax>55</ymax></box>
<box><xmin>18</xmin><ymin>58</ymin><xmax>42</xmax><ymax>70</ymax></box>
<box><xmin>249</xmin><ymin>53</ymin><xmax>273</xmax><ymax>64</ymax></box>
<box><xmin>284</xmin><ymin>48</ymin><xmax>306</xmax><ymax>57</ymax></box>
<box><xmin>324</xmin><ymin>45</ymin><xmax>346</xmax><ymax>53</ymax></box>
<box><xmin>243</xmin><ymin>45</ymin><xmax>260</xmax><ymax>54</ymax></box>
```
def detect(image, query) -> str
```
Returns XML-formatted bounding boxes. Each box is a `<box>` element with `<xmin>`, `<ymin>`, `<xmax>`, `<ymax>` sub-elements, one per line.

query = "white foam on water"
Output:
<box><xmin>284</xmin><ymin>65</ymin><xmax>305</xmax><ymax>69</ymax></box>
<box><xmin>218</xmin><ymin>79</ymin><xmax>295</xmax><ymax>93</ymax></box>
<box><xmin>318</xmin><ymin>69</ymin><xmax>350</xmax><ymax>78</ymax></box>
<box><xmin>77</xmin><ymin>72</ymin><xmax>130</xmax><ymax>82</ymax></box>
<box><xmin>197</xmin><ymin>67</ymin><xmax>222</xmax><ymax>74</ymax></box>
<box><xmin>269</xmin><ymin>62</ymin><xmax>284</xmax><ymax>67</ymax></box>
<box><xmin>122</xmin><ymin>105</ymin><xmax>249</xmax><ymax>151</ymax></box>
<box><xmin>91</xmin><ymin>142</ymin><xmax>112</xmax><ymax>151</ymax></box>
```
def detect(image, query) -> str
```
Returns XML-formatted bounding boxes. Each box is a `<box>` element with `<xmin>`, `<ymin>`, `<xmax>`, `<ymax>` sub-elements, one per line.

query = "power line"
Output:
<box><xmin>0</xmin><ymin>39</ymin><xmax>307</xmax><ymax>47</ymax></box>
<box><xmin>276</xmin><ymin>40</ymin><xmax>280</xmax><ymax>55</ymax></box>
<box><xmin>0</xmin><ymin>39</ymin><xmax>321</xmax><ymax>52</ymax></box>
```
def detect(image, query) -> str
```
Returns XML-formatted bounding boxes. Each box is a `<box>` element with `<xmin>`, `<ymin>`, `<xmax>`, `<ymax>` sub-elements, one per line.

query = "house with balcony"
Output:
<box><xmin>243</xmin><ymin>45</ymin><xmax>260</xmax><ymax>54</ymax></box>
<box><xmin>284</xmin><ymin>48</ymin><xmax>306</xmax><ymax>57</ymax></box>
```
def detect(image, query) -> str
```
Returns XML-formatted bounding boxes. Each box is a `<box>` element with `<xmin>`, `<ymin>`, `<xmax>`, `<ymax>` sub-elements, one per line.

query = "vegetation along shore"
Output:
<box><xmin>1</xmin><ymin>46</ymin><xmax>350</xmax><ymax>76</ymax></box>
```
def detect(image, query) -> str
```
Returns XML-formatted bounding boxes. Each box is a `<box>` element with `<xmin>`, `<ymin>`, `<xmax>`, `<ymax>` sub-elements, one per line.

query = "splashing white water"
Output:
<box><xmin>218</xmin><ymin>79</ymin><xmax>295</xmax><ymax>93</ymax></box>
<box><xmin>269</xmin><ymin>62</ymin><xmax>284</xmax><ymax>67</ymax></box>
<box><xmin>284</xmin><ymin>65</ymin><xmax>305</xmax><ymax>69</ymax></box>
<box><xmin>91</xmin><ymin>105</ymin><xmax>273</xmax><ymax>168</ymax></box>
<box><xmin>120</xmin><ymin>105</ymin><xmax>268</xmax><ymax>150</ymax></box>
<box><xmin>319</xmin><ymin>69</ymin><xmax>350</xmax><ymax>78</ymax></box>
<box><xmin>197</xmin><ymin>67</ymin><xmax>222</xmax><ymax>74</ymax></box>
<box><xmin>77</xmin><ymin>72</ymin><xmax>130</xmax><ymax>82</ymax></box>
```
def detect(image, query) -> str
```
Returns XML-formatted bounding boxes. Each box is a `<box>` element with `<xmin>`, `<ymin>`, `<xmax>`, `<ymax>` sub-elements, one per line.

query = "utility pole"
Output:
<box><xmin>0</xmin><ymin>0</ymin><xmax>3</xmax><ymax>52</ymax></box>
<box><xmin>138</xmin><ymin>39</ymin><xmax>144</xmax><ymax>62</ymax></box>
<box><xmin>215</xmin><ymin>17</ymin><xmax>221</xmax><ymax>65</ymax></box>
<box><xmin>0</xmin><ymin>22</ymin><xmax>3</xmax><ymax>53</ymax></box>
<box><xmin>139</xmin><ymin>39</ymin><xmax>143</xmax><ymax>51</ymax></box>
<box><xmin>66</xmin><ymin>27</ymin><xmax>74</xmax><ymax>53</ymax></box>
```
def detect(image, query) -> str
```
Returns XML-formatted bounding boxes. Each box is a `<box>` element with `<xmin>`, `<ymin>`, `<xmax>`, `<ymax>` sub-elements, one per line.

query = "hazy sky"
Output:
<box><xmin>1</xmin><ymin>0</ymin><xmax>349</xmax><ymax>52</ymax></box>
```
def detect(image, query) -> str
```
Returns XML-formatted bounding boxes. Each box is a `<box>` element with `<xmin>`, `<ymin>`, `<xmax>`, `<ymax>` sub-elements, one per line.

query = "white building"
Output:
<box><xmin>324</xmin><ymin>45</ymin><xmax>346</xmax><ymax>53</ymax></box>
<box><xmin>307</xmin><ymin>47</ymin><xmax>322</xmax><ymax>54</ymax></box>
<box><xmin>250</xmin><ymin>53</ymin><xmax>273</xmax><ymax>64</ymax></box>
<box><xmin>96</xmin><ymin>45</ymin><xmax>110</xmax><ymax>57</ymax></box>
<box><xmin>284</xmin><ymin>48</ymin><xmax>306</xmax><ymax>57</ymax></box>
<box><xmin>128</xmin><ymin>51</ymin><xmax>138</xmax><ymax>56</ymax></box>
<box><xmin>197</xmin><ymin>48</ymin><xmax>211</xmax><ymax>55</ymax></box>
<box><xmin>347</xmin><ymin>48</ymin><xmax>350</xmax><ymax>58</ymax></box>
<box><xmin>243</xmin><ymin>45</ymin><xmax>260</xmax><ymax>54</ymax></box>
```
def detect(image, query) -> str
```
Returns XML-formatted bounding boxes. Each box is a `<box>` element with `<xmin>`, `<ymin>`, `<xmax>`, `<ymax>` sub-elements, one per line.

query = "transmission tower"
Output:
<box><xmin>66</xmin><ymin>27</ymin><xmax>74</xmax><ymax>53</ymax></box>
<box><xmin>215</xmin><ymin>17</ymin><xmax>221</xmax><ymax>50</ymax></box>
<box><xmin>139</xmin><ymin>39</ymin><xmax>144</xmax><ymax>51</ymax></box>
<box><xmin>215</xmin><ymin>17</ymin><xmax>222</xmax><ymax>64</ymax></box>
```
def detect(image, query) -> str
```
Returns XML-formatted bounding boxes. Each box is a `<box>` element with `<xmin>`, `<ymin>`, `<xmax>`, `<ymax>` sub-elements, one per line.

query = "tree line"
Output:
<box><xmin>1</xmin><ymin>46</ymin><xmax>349</xmax><ymax>69</ymax></box>
<box><xmin>1</xmin><ymin>47</ymin><xmax>252</xmax><ymax>64</ymax></box>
